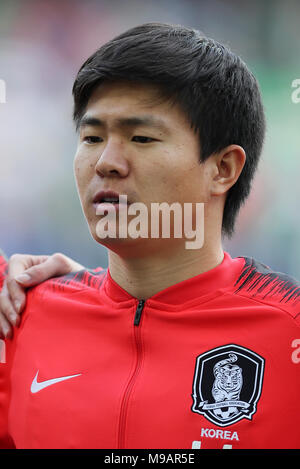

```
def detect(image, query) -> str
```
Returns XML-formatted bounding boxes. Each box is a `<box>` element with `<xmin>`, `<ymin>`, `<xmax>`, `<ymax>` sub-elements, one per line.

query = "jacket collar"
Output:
<box><xmin>101</xmin><ymin>251</ymin><xmax>244</xmax><ymax>306</ymax></box>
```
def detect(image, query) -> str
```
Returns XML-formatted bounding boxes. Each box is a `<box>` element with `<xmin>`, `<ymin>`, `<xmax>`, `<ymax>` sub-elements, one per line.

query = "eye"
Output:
<box><xmin>132</xmin><ymin>136</ymin><xmax>156</xmax><ymax>144</ymax></box>
<box><xmin>83</xmin><ymin>136</ymin><xmax>103</xmax><ymax>144</ymax></box>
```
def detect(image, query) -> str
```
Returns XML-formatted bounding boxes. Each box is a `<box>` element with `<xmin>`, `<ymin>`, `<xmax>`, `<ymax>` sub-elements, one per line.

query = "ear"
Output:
<box><xmin>210</xmin><ymin>145</ymin><xmax>246</xmax><ymax>197</ymax></box>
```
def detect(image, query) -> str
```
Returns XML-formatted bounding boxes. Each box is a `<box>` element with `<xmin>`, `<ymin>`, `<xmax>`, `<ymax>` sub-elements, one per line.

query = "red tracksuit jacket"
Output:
<box><xmin>0</xmin><ymin>251</ymin><xmax>299</xmax><ymax>449</ymax></box>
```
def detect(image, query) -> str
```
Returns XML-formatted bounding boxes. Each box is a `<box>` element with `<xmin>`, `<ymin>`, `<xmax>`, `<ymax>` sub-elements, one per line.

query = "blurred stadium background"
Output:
<box><xmin>0</xmin><ymin>0</ymin><xmax>299</xmax><ymax>278</ymax></box>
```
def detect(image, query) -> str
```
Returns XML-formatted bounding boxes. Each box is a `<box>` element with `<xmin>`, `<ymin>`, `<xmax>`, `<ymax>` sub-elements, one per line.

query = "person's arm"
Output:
<box><xmin>0</xmin><ymin>252</ymin><xmax>15</xmax><ymax>447</ymax></box>
<box><xmin>0</xmin><ymin>250</ymin><xmax>84</xmax><ymax>447</ymax></box>
<box><xmin>0</xmin><ymin>337</ymin><xmax>16</xmax><ymax>448</ymax></box>
<box><xmin>0</xmin><ymin>251</ymin><xmax>84</xmax><ymax>339</ymax></box>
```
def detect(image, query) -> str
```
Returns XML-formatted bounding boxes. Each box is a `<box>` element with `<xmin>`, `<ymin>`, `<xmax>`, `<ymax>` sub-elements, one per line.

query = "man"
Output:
<box><xmin>0</xmin><ymin>23</ymin><xmax>299</xmax><ymax>449</ymax></box>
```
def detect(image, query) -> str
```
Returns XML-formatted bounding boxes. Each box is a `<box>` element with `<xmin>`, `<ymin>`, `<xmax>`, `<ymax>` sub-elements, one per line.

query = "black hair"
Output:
<box><xmin>72</xmin><ymin>22</ymin><xmax>266</xmax><ymax>238</ymax></box>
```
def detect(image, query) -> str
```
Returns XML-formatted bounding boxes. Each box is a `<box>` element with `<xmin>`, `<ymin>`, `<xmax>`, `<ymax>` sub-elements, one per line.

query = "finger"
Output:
<box><xmin>8</xmin><ymin>254</ymin><xmax>49</xmax><ymax>277</ymax></box>
<box><xmin>49</xmin><ymin>253</ymin><xmax>84</xmax><ymax>274</ymax></box>
<box><xmin>0</xmin><ymin>312</ymin><xmax>13</xmax><ymax>340</ymax></box>
<box><xmin>0</xmin><ymin>293</ymin><xmax>20</xmax><ymax>328</ymax></box>
<box><xmin>6</xmin><ymin>254</ymin><xmax>49</xmax><ymax>308</ymax></box>
<box><xmin>5</xmin><ymin>278</ymin><xmax>26</xmax><ymax>314</ymax></box>
<box><xmin>14</xmin><ymin>254</ymin><xmax>73</xmax><ymax>286</ymax></box>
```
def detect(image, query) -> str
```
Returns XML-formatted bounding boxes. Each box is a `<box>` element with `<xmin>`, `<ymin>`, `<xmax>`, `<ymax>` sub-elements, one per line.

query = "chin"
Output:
<box><xmin>90</xmin><ymin>226</ymin><xmax>133</xmax><ymax>246</ymax></box>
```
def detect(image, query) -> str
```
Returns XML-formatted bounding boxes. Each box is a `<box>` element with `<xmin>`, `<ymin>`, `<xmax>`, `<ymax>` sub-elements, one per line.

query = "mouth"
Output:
<box><xmin>92</xmin><ymin>190</ymin><xmax>129</xmax><ymax>214</ymax></box>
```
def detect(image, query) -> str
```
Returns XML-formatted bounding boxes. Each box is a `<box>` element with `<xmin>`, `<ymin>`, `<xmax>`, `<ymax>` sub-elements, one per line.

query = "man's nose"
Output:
<box><xmin>95</xmin><ymin>140</ymin><xmax>130</xmax><ymax>178</ymax></box>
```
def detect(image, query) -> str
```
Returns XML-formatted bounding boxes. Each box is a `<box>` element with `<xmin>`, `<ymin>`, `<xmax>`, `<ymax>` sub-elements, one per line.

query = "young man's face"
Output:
<box><xmin>74</xmin><ymin>81</ymin><xmax>214</xmax><ymax>254</ymax></box>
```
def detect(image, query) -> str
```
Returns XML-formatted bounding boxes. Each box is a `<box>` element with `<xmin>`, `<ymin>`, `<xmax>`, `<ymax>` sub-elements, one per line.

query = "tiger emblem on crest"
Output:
<box><xmin>191</xmin><ymin>344</ymin><xmax>265</xmax><ymax>426</ymax></box>
<box><xmin>211</xmin><ymin>353</ymin><xmax>243</xmax><ymax>420</ymax></box>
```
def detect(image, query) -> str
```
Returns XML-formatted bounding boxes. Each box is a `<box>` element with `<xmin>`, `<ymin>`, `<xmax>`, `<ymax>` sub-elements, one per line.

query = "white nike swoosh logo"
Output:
<box><xmin>31</xmin><ymin>370</ymin><xmax>82</xmax><ymax>393</ymax></box>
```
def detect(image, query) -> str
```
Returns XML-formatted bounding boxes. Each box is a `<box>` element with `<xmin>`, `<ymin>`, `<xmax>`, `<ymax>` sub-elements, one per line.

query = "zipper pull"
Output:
<box><xmin>134</xmin><ymin>299</ymin><xmax>145</xmax><ymax>326</ymax></box>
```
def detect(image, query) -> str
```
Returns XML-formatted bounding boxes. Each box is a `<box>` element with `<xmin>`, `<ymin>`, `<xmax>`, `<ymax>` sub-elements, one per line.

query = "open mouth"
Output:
<box><xmin>93</xmin><ymin>191</ymin><xmax>129</xmax><ymax>214</ymax></box>
<box><xmin>99</xmin><ymin>197</ymin><xmax>120</xmax><ymax>205</ymax></box>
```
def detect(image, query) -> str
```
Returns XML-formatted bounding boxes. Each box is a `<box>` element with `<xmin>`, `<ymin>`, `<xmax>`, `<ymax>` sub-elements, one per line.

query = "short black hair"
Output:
<box><xmin>72</xmin><ymin>22</ymin><xmax>266</xmax><ymax>238</ymax></box>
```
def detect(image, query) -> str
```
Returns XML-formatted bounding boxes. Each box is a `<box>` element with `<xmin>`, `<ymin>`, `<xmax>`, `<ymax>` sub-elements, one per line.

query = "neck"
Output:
<box><xmin>107</xmin><ymin>237</ymin><xmax>224</xmax><ymax>300</ymax></box>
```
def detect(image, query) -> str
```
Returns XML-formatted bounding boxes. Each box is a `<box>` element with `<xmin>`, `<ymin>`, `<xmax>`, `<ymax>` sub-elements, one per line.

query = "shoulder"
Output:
<box><xmin>37</xmin><ymin>266</ymin><xmax>107</xmax><ymax>294</ymax></box>
<box><xmin>18</xmin><ymin>267</ymin><xmax>108</xmax><ymax>326</ymax></box>
<box><xmin>232</xmin><ymin>256</ymin><xmax>300</xmax><ymax>321</ymax></box>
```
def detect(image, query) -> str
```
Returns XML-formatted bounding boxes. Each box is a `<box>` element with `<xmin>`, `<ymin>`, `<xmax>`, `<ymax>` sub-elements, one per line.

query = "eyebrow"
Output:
<box><xmin>78</xmin><ymin>115</ymin><xmax>169</xmax><ymax>133</ymax></box>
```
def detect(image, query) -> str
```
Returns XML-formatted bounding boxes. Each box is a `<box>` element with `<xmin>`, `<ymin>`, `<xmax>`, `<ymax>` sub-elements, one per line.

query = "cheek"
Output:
<box><xmin>74</xmin><ymin>151</ymin><xmax>94</xmax><ymax>192</ymax></box>
<box><xmin>174</xmin><ymin>165</ymin><xmax>209</xmax><ymax>203</ymax></box>
<box><xmin>165</xmin><ymin>154</ymin><xmax>200</xmax><ymax>194</ymax></box>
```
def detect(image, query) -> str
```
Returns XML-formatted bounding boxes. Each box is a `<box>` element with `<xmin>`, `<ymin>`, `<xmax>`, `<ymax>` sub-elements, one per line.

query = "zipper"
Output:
<box><xmin>117</xmin><ymin>299</ymin><xmax>146</xmax><ymax>448</ymax></box>
<box><xmin>133</xmin><ymin>299</ymin><xmax>145</xmax><ymax>326</ymax></box>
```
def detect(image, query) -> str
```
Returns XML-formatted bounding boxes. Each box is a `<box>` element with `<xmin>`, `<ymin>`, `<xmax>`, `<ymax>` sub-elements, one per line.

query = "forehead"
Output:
<box><xmin>81</xmin><ymin>81</ymin><xmax>190</xmax><ymax>131</ymax></box>
<box><xmin>89</xmin><ymin>80</ymin><xmax>163</xmax><ymax>106</ymax></box>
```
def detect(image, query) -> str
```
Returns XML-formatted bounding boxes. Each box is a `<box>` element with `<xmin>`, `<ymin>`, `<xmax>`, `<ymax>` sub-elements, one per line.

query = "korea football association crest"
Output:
<box><xmin>192</xmin><ymin>344</ymin><xmax>265</xmax><ymax>427</ymax></box>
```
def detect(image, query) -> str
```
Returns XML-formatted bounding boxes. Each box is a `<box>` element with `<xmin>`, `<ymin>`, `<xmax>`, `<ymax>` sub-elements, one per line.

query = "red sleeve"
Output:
<box><xmin>0</xmin><ymin>250</ymin><xmax>15</xmax><ymax>447</ymax></box>
<box><xmin>0</xmin><ymin>340</ymin><xmax>15</xmax><ymax>448</ymax></box>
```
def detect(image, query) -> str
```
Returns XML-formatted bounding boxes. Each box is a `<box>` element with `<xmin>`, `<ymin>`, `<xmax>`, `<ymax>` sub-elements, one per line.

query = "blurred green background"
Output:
<box><xmin>0</xmin><ymin>0</ymin><xmax>299</xmax><ymax>278</ymax></box>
